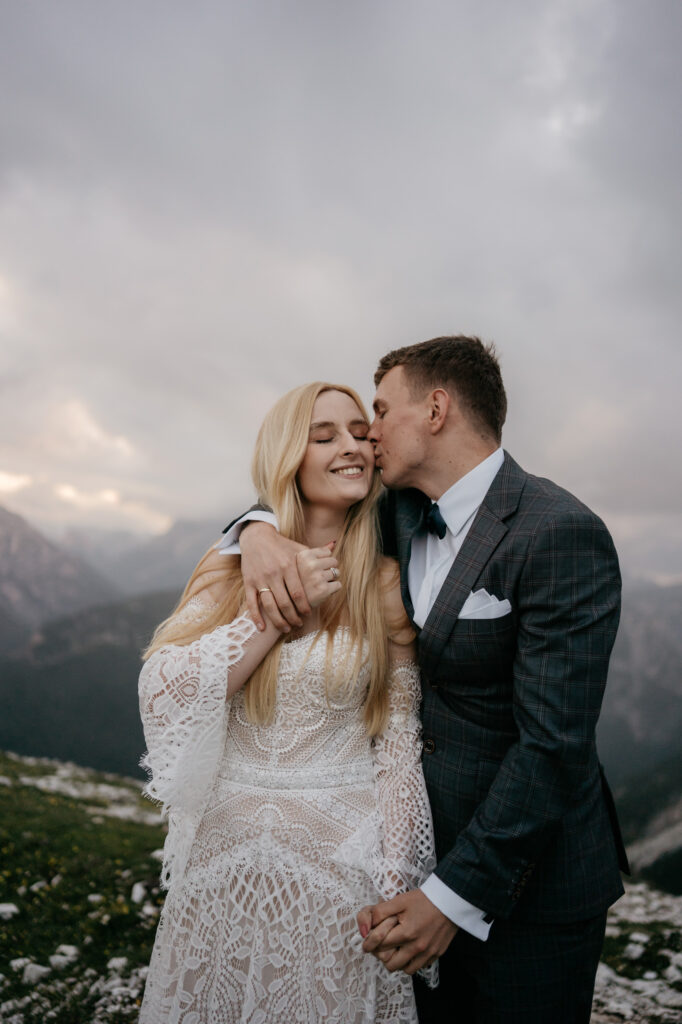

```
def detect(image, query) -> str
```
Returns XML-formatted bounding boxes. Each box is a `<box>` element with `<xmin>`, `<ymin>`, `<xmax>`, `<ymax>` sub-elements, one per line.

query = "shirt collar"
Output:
<box><xmin>434</xmin><ymin>448</ymin><xmax>504</xmax><ymax>538</ymax></box>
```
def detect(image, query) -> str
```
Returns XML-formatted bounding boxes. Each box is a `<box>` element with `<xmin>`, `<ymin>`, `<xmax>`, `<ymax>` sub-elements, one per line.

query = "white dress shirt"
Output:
<box><xmin>217</xmin><ymin>447</ymin><xmax>505</xmax><ymax>941</ymax></box>
<box><xmin>410</xmin><ymin>447</ymin><xmax>504</xmax><ymax>941</ymax></box>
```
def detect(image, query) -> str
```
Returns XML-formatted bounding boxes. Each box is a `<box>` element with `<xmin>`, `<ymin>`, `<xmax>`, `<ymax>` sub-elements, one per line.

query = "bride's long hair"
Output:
<box><xmin>144</xmin><ymin>382</ymin><xmax>396</xmax><ymax>735</ymax></box>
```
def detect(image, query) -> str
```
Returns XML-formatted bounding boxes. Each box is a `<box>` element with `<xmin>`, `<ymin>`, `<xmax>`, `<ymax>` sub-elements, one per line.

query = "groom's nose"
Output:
<box><xmin>367</xmin><ymin>418</ymin><xmax>379</xmax><ymax>444</ymax></box>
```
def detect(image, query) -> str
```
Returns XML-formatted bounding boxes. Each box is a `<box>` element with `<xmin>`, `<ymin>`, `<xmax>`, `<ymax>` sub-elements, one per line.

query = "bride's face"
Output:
<box><xmin>297</xmin><ymin>390</ymin><xmax>375</xmax><ymax>512</ymax></box>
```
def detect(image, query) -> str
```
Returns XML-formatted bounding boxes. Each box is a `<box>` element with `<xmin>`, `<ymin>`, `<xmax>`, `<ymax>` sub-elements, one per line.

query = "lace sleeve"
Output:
<box><xmin>372</xmin><ymin>659</ymin><xmax>436</xmax><ymax>898</ymax></box>
<box><xmin>373</xmin><ymin>659</ymin><xmax>439</xmax><ymax>987</ymax></box>
<box><xmin>138</xmin><ymin>613</ymin><xmax>257</xmax><ymax>888</ymax></box>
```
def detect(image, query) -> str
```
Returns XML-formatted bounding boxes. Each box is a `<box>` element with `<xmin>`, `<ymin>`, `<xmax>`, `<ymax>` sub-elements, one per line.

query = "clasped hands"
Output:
<box><xmin>357</xmin><ymin>889</ymin><xmax>457</xmax><ymax>976</ymax></box>
<box><xmin>241</xmin><ymin>525</ymin><xmax>338</xmax><ymax>631</ymax></box>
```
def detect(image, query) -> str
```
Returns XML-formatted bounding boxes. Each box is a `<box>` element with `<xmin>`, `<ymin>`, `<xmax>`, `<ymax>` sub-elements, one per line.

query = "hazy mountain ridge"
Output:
<box><xmin>614</xmin><ymin>749</ymin><xmax>682</xmax><ymax>897</ymax></box>
<box><xmin>598</xmin><ymin>582</ymin><xmax>682</xmax><ymax>785</ymax></box>
<box><xmin>16</xmin><ymin>591</ymin><xmax>179</xmax><ymax>666</ymax></box>
<box><xmin>0</xmin><ymin>506</ymin><xmax>118</xmax><ymax>645</ymax></box>
<box><xmin>0</xmin><ymin>591</ymin><xmax>178</xmax><ymax>779</ymax></box>
<box><xmin>58</xmin><ymin>517</ymin><xmax>228</xmax><ymax>596</ymax></box>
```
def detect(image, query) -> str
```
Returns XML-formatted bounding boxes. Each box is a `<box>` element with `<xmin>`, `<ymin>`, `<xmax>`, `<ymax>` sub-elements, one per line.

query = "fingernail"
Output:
<box><xmin>359</xmin><ymin>924</ymin><xmax>368</xmax><ymax>938</ymax></box>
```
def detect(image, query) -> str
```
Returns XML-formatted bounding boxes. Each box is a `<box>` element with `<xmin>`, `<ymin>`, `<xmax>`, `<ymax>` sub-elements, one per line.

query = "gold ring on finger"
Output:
<box><xmin>257</xmin><ymin>587</ymin><xmax>272</xmax><ymax>594</ymax></box>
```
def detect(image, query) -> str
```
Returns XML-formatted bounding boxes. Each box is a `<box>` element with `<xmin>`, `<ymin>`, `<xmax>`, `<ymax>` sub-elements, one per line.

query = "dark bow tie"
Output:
<box><xmin>424</xmin><ymin>502</ymin><xmax>447</xmax><ymax>539</ymax></box>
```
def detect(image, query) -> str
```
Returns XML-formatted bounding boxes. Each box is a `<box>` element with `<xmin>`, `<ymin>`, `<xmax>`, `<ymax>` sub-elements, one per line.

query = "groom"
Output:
<box><xmin>230</xmin><ymin>336</ymin><xmax>628</xmax><ymax>1023</ymax></box>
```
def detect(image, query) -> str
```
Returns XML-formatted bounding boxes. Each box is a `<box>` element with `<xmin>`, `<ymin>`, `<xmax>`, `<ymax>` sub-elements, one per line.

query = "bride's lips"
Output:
<box><xmin>331</xmin><ymin>465</ymin><xmax>365</xmax><ymax>477</ymax></box>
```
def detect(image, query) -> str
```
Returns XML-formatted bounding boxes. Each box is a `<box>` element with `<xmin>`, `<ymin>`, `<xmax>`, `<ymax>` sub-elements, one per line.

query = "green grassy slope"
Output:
<box><xmin>0</xmin><ymin>752</ymin><xmax>166</xmax><ymax>1022</ymax></box>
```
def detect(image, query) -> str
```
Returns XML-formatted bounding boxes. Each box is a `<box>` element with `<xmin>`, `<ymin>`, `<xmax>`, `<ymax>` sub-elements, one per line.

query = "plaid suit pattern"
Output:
<box><xmin>384</xmin><ymin>453</ymin><xmax>627</xmax><ymax>924</ymax></box>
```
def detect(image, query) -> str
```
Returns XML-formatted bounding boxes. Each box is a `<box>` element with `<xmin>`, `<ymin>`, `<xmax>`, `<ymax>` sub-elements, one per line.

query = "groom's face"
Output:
<box><xmin>369</xmin><ymin>366</ymin><xmax>430</xmax><ymax>490</ymax></box>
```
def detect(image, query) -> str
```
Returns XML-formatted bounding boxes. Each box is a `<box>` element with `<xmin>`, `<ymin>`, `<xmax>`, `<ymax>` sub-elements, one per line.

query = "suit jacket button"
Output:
<box><xmin>423</xmin><ymin>739</ymin><xmax>436</xmax><ymax>755</ymax></box>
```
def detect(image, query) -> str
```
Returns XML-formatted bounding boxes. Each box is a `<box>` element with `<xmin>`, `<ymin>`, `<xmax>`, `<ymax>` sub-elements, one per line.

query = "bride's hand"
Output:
<box><xmin>296</xmin><ymin>544</ymin><xmax>342</xmax><ymax>608</ymax></box>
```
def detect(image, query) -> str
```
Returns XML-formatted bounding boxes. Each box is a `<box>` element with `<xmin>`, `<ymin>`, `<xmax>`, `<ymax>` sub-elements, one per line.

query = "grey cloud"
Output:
<box><xmin>0</xmin><ymin>0</ymin><xmax>679</xmax><ymax>565</ymax></box>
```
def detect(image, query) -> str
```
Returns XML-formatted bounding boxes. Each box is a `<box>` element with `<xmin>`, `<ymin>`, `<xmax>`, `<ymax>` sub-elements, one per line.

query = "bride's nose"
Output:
<box><xmin>340</xmin><ymin>433</ymin><xmax>361</xmax><ymax>455</ymax></box>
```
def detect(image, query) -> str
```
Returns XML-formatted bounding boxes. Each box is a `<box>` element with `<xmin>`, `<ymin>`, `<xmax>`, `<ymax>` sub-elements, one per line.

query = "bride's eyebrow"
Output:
<box><xmin>309</xmin><ymin>419</ymin><xmax>368</xmax><ymax>432</ymax></box>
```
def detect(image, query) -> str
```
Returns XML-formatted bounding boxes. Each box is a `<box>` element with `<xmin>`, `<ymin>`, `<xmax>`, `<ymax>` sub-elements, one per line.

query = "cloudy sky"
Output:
<box><xmin>1</xmin><ymin>0</ymin><xmax>680</xmax><ymax>578</ymax></box>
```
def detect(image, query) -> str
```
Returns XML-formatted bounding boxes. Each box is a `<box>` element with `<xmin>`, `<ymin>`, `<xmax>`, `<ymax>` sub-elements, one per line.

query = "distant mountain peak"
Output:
<box><xmin>0</xmin><ymin>503</ymin><xmax>119</xmax><ymax>636</ymax></box>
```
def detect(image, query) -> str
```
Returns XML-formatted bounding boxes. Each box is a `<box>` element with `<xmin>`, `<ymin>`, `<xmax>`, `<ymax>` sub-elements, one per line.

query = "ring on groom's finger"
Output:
<box><xmin>257</xmin><ymin>587</ymin><xmax>272</xmax><ymax>594</ymax></box>
<box><xmin>329</xmin><ymin>567</ymin><xmax>340</xmax><ymax>580</ymax></box>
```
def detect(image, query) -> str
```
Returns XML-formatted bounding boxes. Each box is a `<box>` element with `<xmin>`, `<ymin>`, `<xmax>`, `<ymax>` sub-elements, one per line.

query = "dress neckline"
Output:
<box><xmin>283</xmin><ymin>625</ymin><xmax>352</xmax><ymax>647</ymax></box>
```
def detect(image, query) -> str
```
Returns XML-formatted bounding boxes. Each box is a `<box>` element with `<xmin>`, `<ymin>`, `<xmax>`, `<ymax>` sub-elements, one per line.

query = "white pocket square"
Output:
<box><xmin>458</xmin><ymin>589</ymin><xmax>512</xmax><ymax>620</ymax></box>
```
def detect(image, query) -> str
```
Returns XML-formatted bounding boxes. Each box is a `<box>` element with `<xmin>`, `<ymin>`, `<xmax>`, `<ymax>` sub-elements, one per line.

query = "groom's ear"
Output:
<box><xmin>426</xmin><ymin>387</ymin><xmax>450</xmax><ymax>433</ymax></box>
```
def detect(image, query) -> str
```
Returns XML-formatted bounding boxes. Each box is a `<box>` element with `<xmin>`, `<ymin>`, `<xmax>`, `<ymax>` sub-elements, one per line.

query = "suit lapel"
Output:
<box><xmin>418</xmin><ymin>452</ymin><xmax>527</xmax><ymax>674</ymax></box>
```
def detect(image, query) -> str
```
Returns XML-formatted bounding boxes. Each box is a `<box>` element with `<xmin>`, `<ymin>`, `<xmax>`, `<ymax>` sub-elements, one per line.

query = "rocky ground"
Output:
<box><xmin>592</xmin><ymin>883</ymin><xmax>682</xmax><ymax>1022</ymax></box>
<box><xmin>1</xmin><ymin>753</ymin><xmax>681</xmax><ymax>1023</ymax></box>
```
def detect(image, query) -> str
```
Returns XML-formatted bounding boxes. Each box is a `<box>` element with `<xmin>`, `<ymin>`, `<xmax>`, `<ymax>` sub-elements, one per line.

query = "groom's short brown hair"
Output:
<box><xmin>374</xmin><ymin>335</ymin><xmax>507</xmax><ymax>443</ymax></box>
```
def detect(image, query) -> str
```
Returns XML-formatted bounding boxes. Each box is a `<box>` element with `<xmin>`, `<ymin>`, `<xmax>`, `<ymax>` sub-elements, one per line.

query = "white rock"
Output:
<box><xmin>629</xmin><ymin>930</ymin><xmax>650</xmax><ymax>944</ymax></box>
<box><xmin>643</xmin><ymin>970</ymin><xmax>657</xmax><ymax>979</ymax></box>
<box><xmin>107</xmin><ymin>956</ymin><xmax>128</xmax><ymax>973</ymax></box>
<box><xmin>87</xmin><ymin>893</ymin><xmax>103</xmax><ymax>904</ymax></box>
<box><xmin>0</xmin><ymin>904</ymin><xmax>19</xmax><ymax>921</ymax></box>
<box><xmin>49</xmin><ymin>946</ymin><xmax>79</xmax><ymax>969</ymax></box>
<box><xmin>29</xmin><ymin>880</ymin><xmax>47</xmax><ymax>893</ymax></box>
<box><xmin>50</xmin><ymin>874</ymin><xmax>63</xmax><ymax>887</ymax></box>
<box><xmin>0</xmin><ymin>776</ymin><xmax>12</xmax><ymax>786</ymax></box>
<box><xmin>9</xmin><ymin>958</ymin><xmax>30</xmax><ymax>972</ymax></box>
<box><xmin>54</xmin><ymin>945</ymin><xmax>79</xmax><ymax>960</ymax></box>
<box><xmin>151</xmin><ymin>848</ymin><xmax>164</xmax><ymax>861</ymax></box>
<box><xmin>22</xmin><ymin>963</ymin><xmax>51</xmax><ymax>985</ymax></box>
<box><xmin>656</xmin><ymin>988</ymin><xmax>682</xmax><ymax>1008</ymax></box>
<box><xmin>131</xmin><ymin>882</ymin><xmax>146</xmax><ymax>904</ymax></box>
<box><xmin>49</xmin><ymin>954</ymin><xmax>71</xmax><ymax>970</ymax></box>
<box><xmin>623</xmin><ymin>942</ymin><xmax>645</xmax><ymax>960</ymax></box>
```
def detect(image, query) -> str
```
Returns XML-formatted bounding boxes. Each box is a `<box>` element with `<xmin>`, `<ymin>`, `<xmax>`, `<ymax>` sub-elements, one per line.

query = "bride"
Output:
<box><xmin>138</xmin><ymin>382</ymin><xmax>437</xmax><ymax>1023</ymax></box>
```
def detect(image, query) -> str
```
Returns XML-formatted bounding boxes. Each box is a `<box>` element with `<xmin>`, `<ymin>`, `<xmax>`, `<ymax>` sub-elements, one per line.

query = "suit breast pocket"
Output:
<box><xmin>458</xmin><ymin>611</ymin><xmax>515</xmax><ymax>641</ymax></box>
<box><xmin>453</xmin><ymin>613</ymin><xmax>516</xmax><ymax>681</ymax></box>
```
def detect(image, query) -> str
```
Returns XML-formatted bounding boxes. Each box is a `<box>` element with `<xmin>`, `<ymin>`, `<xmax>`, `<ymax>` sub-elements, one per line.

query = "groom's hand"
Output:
<box><xmin>240</xmin><ymin>523</ymin><xmax>313</xmax><ymax>631</ymax></box>
<box><xmin>357</xmin><ymin>890</ymin><xmax>457</xmax><ymax>975</ymax></box>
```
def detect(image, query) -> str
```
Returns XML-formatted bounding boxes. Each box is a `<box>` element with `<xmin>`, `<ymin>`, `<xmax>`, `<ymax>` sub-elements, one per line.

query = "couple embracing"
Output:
<box><xmin>138</xmin><ymin>335</ymin><xmax>628</xmax><ymax>1023</ymax></box>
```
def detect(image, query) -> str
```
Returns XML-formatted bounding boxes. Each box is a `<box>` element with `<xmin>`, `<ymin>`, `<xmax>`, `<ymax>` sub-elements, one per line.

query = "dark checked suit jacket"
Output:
<box><xmin>381</xmin><ymin>451</ymin><xmax>628</xmax><ymax>924</ymax></box>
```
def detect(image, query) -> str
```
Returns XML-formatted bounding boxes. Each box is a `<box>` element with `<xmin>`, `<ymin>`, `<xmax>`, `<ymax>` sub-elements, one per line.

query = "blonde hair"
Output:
<box><xmin>144</xmin><ymin>382</ymin><xmax>393</xmax><ymax>735</ymax></box>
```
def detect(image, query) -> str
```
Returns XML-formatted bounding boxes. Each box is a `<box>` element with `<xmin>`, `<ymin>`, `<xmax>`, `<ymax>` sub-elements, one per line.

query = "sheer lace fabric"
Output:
<box><xmin>139</xmin><ymin>620</ymin><xmax>437</xmax><ymax>1024</ymax></box>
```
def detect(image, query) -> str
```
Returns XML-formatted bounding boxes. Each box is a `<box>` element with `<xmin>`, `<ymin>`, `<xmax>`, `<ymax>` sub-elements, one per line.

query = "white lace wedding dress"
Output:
<box><xmin>138</xmin><ymin>609</ymin><xmax>436</xmax><ymax>1023</ymax></box>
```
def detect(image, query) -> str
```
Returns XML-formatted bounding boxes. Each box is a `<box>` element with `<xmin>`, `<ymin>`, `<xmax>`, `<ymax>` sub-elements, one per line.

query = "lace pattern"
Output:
<box><xmin>139</xmin><ymin>613</ymin><xmax>257</xmax><ymax>888</ymax></box>
<box><xmin>140</xmin><ymin>629</ymin><xmax>437</xmax><ymax>1022</ymax></box>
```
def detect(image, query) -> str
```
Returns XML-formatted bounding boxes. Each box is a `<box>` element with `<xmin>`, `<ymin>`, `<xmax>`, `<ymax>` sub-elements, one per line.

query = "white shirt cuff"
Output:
<box><xmin>420</xmin><ymin>873</ymin><xmax>493</xmax><ymax>942</ymax></box>
<box><xmin>215</xmin><ymin>511</ymin><xmax>279</xmax><ymax>555</ymax></box>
